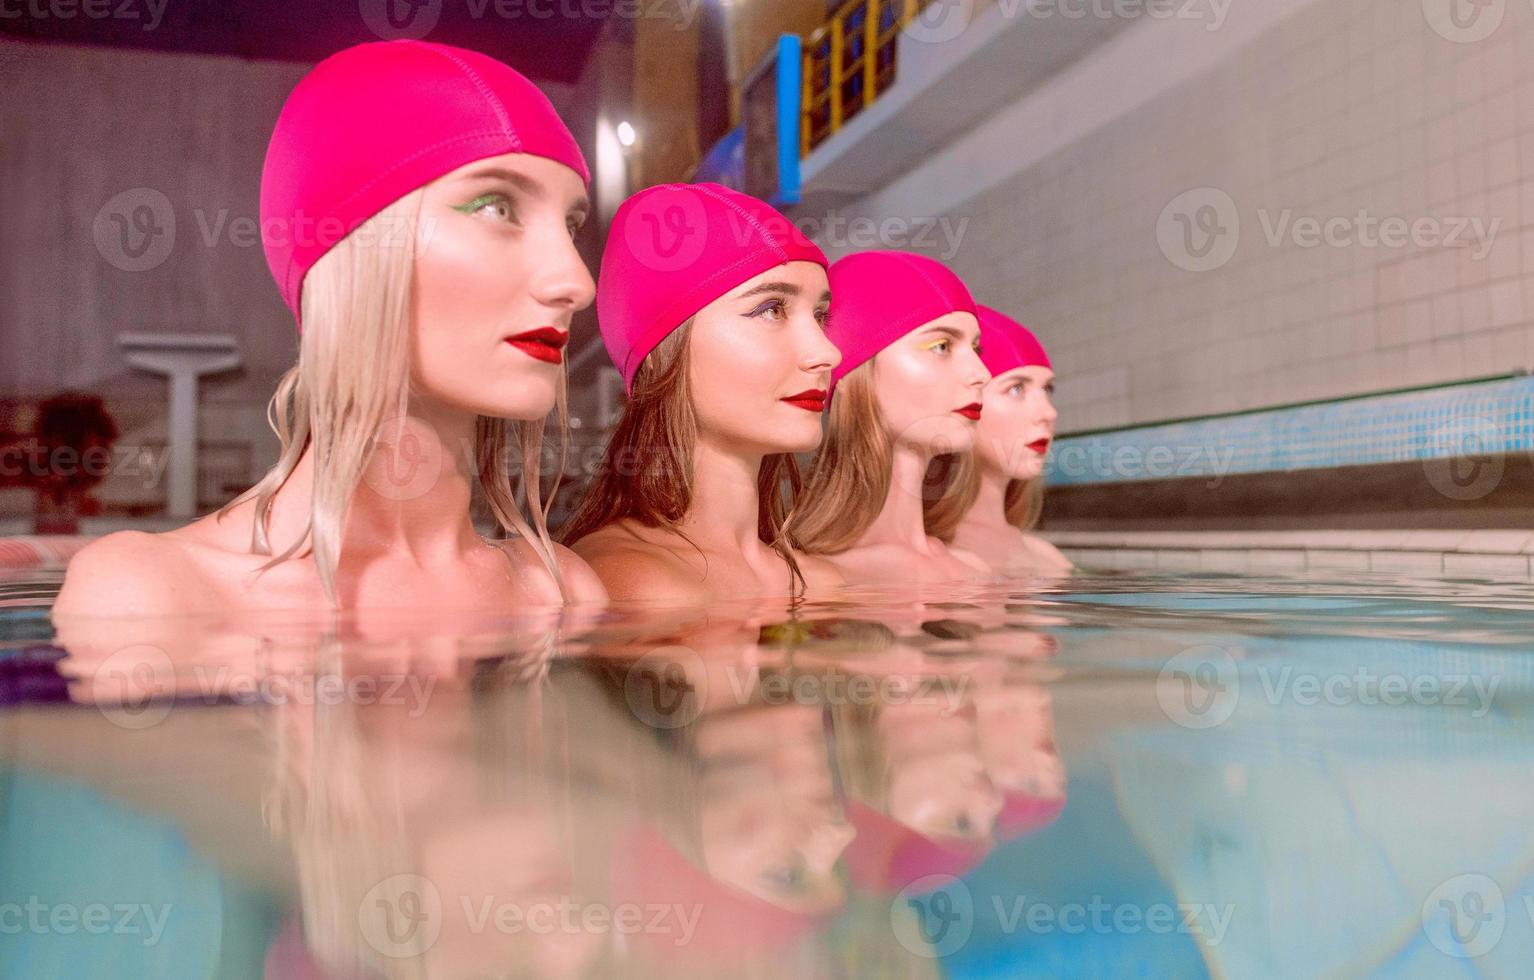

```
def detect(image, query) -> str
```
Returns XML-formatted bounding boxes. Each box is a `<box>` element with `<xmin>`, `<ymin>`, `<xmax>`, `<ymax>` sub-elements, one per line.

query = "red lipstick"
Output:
<box><xmin>781</xmin><ymin>389</ymin><xmax>828</xmax><ymax>413</ymax></box>
<box><xmin>504</xmin><ymin>326</ymin><xmax>568</xmax><ymax>364</ymax></box>
<box><xmin>1027</xmin><ymin>438</ymin><xmax>1051</xmax><ymax>454</ymax></box>
<box><xmin>954</xmin><ymin>402</ymin><xmax>982</xmax><ymax>421</ymax></box>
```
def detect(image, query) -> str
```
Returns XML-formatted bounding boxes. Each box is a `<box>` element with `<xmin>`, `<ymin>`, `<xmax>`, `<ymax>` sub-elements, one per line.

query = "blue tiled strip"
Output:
<box><xmin>1045</xmin><ymin>376</ymin><xmax>1534</xmax><ymax>487</ymax></box>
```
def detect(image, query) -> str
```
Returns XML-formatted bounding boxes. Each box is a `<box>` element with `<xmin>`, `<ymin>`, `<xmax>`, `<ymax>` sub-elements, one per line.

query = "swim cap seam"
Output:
<box><xmin>693</xmin><ymin>183</ymin><xmax>789</xmax><ymax>261</ymax></box>
<box><xmin>406</xmin><ymin>41</ymin><xmax>524</xmax><ymax>151</ymax></box>
<box><xmin>905</xmin><ymin>256</ymin><xmax>954</xmax><ymax>311</ymax></box>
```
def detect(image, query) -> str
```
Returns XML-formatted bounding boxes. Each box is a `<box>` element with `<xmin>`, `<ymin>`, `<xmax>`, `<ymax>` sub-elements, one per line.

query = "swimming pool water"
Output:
<box><xmin>3</xmin><ymin>567</ymin><xmax>1532</xmax><ymax>979</ymax></box>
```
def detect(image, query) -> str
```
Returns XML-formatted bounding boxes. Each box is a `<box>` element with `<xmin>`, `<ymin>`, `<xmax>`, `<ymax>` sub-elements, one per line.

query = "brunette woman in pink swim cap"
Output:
<box><xmin>791</xmin><ymin>251</ymin><xmax>994</xmax><ymax>586</ymax></box>
<box><xmin>559</xmin><ymin>183</ymin><xmax>845</xmax><ymax>602</ymax></box>
<box><xmin>927</xmin><ymin>306</ymin><xmax>1073</xmax><ymax>575</ymax></box>
<box><xmin>56</xmin><ymin>40</ymin><xmax>607</xmax><ymax>626</ymax></box>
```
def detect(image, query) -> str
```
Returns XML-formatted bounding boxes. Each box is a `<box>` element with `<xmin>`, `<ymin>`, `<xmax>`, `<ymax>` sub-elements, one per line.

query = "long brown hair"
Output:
<box><xmin>559</xmin><ymin>321</ymin><xmax>809</xmax><ymax>595</ymax></box>
<box><xmin>924</xmin><ymin>452</ymin><xmax>1046</xmax><ymax>542</ymax></box>
<box><xmin>791</xmin><ymin>363</ymin><xmax>958</xmax><ymax>554</ymax></box>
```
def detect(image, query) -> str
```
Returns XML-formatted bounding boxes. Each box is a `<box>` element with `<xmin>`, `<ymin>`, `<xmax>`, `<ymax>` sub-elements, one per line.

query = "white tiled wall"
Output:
<box><xmin>824</xmin><ymin>0</ymin><xmax>1534</xmax><ymax>433</ymax></box>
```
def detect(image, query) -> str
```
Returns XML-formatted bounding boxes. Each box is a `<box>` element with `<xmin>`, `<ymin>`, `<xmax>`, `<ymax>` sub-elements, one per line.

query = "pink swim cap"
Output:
<box><xmin>841</xmin><ymin>800</ymin><xmax>991</xmax><ymax>894</ymax></box>
<box><xmin>608</xmin><ymin>822</ymin><xmax>829</xmax><ymax>959</ymax></box>
<box><xmin>597</xmin><ymin>183</ymin><xmax>827</xmax><ymax>392</ymax></box>
<box><xmin>977</xmin><ymin>305</ymin><xmax>1052</xmax><ymax>376</ymax></box>
<box><xmin>826</xmin><ymin>251</ymin><xmax>978</xmax><ymax>397</ymax></box>
<box><xmin>995</xmin><ymin>792</ymin><xmax>1066</xmax><ymax>841</ymax></box>
<box><xmin>260</xmin><ymin>40</ymin><xmax>589</xmax><ymax>325</ymax></box>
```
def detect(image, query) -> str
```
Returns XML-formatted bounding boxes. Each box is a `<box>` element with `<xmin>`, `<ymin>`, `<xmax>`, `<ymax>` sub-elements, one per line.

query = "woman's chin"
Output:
<box><xmin>476</xmin><ymin>388</ymin><xmax>559</xmax><ymax>422</ymax></box>
<box><xmin>1009</xmin><ymin>461</ymin><xmax>1046</xmax><ymax>482</ymax></box>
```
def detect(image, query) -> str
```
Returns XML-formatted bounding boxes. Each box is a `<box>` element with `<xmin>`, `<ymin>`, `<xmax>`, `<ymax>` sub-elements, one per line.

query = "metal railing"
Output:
<box><xmin>801</xmin><ymin>0</ymin><xmax>933</xmax><ymax>155</ymax></box>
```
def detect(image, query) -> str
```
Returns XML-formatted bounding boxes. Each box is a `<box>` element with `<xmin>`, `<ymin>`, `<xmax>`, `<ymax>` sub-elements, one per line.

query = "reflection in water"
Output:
<box><xmin>6</xmin><ymin>570</ymin><xmax>1534</xmax><ymax>975</ymax></box>
<box><xmin>268</xmin><ymin>651</ymin><xmax>607</xmax><ymax>980</ymax></box>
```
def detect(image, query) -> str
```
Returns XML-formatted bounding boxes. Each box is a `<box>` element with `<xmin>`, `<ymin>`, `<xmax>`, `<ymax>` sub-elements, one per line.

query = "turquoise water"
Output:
<box><xmin>3</xmin><ymin>568</ymin><xmax>1532</xmax><ymax>978</ymax></box>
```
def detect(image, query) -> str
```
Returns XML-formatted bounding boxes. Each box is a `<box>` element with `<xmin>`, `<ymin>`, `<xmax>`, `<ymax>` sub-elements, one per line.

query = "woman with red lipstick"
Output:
<box><xmin>790</xmin><ymin>251</ymin><xmax>992</xmax><ymax>586</ymax></box>
<box><xmin>559</xmin><ymin>183</ymin><xmax>845</xmax><ymax>602</ymax></box>
<box><xmin>54</xmin><ymin>41</ymin><xmax>608</xmax><ymax>626</ymax></box>
<box><xmin>926</xmin><ymin>306</ymin><xmax>1072</xmax><ymax>574</ymax></box>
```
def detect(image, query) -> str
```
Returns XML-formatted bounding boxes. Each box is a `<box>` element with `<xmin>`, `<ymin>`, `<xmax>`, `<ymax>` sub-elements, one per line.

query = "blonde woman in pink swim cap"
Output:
<box><xmin>926</xmin><ymin>306</ymin><xmax>1072</xmax><ymax>575</ymax></box>
<box><xmin>791</xmin><ymin>251</ymin><xmax>993</xmax><ymax>586</ymax></box>
<box><xmin>56</xmin><ymin>41</ymin><xmax>608</xmax><ymax>622</ymax></box>
<box><xmin>560</xmin><ymin>183</ymin><xmax>845</xmax><ymax>603</ymax></box>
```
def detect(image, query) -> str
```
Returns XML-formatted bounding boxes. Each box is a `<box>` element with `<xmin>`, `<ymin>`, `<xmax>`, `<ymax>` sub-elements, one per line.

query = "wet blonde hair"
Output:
<box><xmin>219</xmin><ymin>190</ymin><xmax>565</xmax><ymax>603</ymax></box>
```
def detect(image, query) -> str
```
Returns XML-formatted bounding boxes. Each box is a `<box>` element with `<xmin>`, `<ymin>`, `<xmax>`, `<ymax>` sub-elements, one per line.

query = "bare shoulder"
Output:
<box><xmin>945</xmin><ymin>542</ymin><xmax>995</xmax><ymax>576</ymax></box>
<box><xmin>494</xmin><ymin>535</ymin><xmax>609</xmax><ymax>604</ymax></box>
<box><xmin>820</xmin><ymin>542</ymin><xmax>907</xmax><ymax>585</ymax></box>
<box><xmin>792</xmin><ymin>551</ymin><xmax>847</xmax><ymax>591</ymax></box>
<box><xmin>1018</xmin><ymin>532</ymin><xmax>1073</xmax><ymax>572</ymax></box>
<box><xmin>567</xmin><ymin>524</ymin><xmax>708</xmax><ymax>603</ymax></box>
<box><xmin>53</xmin><ymin>530</ymin><xmax>212</xmax><ymax>620</ymax></box>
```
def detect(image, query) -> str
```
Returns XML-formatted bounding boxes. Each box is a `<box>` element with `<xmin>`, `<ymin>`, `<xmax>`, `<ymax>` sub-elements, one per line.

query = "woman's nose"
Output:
<box><xmin>798</xmin><ymin>316</ymin><xmax>842</xmax><ymax>373</ymax></box>
<box><xmin>963</xmin><ymin>348</ymin><xmax>990</xmax><ymax>388</ymax></box>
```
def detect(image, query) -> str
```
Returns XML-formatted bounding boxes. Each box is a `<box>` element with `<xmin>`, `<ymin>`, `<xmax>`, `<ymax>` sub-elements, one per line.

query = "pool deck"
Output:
<box><xmin>1044</xmin><ymin>529</ymin><xmax>1534</xmax><ymax>578</ymax></box>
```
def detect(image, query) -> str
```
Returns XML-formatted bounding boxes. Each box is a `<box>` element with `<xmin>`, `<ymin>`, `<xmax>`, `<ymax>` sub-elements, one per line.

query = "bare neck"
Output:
<box><xmin>672</xmin><ymin>436</ymin><xmax>771</xmax><ymax>557</ymax></box>
<box><xmin>258</xmin><ymin>401</ymin><xmax>485</xmax><ymax>563</ymax></box>
<box><xmin>963</xmin><ymin>465</ymin><xmax>1015</xmax><ymax>533</ymax></box>
<box><xmin>860</xmin><ymin>444</ymin><xmax>941</xmax><ymax>553</ymax></box>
